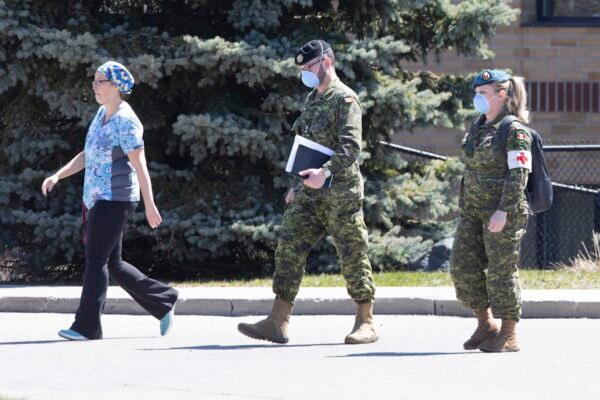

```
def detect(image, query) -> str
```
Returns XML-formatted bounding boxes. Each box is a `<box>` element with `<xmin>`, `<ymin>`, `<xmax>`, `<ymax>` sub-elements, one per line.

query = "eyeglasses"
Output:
<box><xmin>300</xmin><ymin>60</ymin><xmax>322</xmax><ymax>71</ymax></box>
<box><xmin>92</xmin><ymin>79</ymin><xmax>112</xmax><ymax>87</ymax></box>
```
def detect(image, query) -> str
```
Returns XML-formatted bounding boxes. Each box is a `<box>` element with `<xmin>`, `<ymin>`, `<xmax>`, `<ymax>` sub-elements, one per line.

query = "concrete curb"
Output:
<box><xmin>1</xmin><ymin>285</ymin><xmax>599</xmax><ymax>318</ymax></box>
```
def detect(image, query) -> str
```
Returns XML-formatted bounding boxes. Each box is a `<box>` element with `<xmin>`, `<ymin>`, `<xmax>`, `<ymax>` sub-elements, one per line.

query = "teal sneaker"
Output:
<box><xmin>58</xmin><ymin>329</ymin><xmax>89</xmax><ymax>341</ymax></box>
<box><xmin>160</xmin><ymin>307</ymin><xmax>175</xmax><ymax>336</ymax></box>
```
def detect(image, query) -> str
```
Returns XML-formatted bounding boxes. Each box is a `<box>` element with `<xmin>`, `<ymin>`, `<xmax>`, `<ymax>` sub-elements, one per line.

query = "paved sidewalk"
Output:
<box><xmin>1</xmin><ymin>285</ymin><xmax>599</xmax><ymax>318</ymax></box>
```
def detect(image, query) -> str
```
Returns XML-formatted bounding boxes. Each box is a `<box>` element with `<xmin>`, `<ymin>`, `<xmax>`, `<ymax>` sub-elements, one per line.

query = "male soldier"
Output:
<box><xmin>237</xmin><ymin>40</ymin><xmax>377</xmax><ymax>344</ymax></box>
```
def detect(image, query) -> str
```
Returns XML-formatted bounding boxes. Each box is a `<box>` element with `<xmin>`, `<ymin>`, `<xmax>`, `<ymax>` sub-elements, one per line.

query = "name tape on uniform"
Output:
<box><xmin>507</xmin><ymin>150</ymin><xmax>532</xmax><ymax>171</ymax></box>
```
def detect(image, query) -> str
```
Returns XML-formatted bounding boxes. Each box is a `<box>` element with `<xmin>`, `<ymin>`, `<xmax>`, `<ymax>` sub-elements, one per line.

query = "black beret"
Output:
<box><xmin>295</xmin><ymin>40</ymin><xmax>331</xmax><ymax>66</ymax></box>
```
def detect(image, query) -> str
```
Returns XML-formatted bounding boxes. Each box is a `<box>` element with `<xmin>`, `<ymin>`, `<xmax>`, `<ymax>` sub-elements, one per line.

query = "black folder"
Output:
<box><xmin>285</xmin><ymin>135</ymin><xmax>334</xmax><ymax>188</ymax></box>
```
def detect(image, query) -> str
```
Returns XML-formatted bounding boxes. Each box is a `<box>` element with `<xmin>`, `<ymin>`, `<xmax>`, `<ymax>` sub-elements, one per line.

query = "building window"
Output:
<box><xmin>537</xmin><ymin>0</ymin><xmax>600</xmax><ymax>26</ymax></box>
<box><xmin>526</xmin><ymin>81</ymin><xmax>600</xmax><ymax>113</ymax></box>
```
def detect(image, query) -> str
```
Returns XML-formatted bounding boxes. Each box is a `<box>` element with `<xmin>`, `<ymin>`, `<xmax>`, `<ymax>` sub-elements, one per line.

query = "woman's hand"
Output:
<box><xmin>40</xmin><ymin>152</ymin><xmax>85</xmax><ymax>196</ymax></box>
<box><xmin>127</xmin><ymin>148</ymin><xmax>162</xmax><ymax>228</ymax></box>
<box><xmin>488</xmin><ymin>210</ymin><xmax>508</xmax><ymax>233</ymax></box>
<box><xmin>145</xmin><ymin>203</ymin><xmax>162</xmax><ymax>229</ymax></box>
<box><xmin>41</xmin><ymin>175</ymin><xmax>59</xmax><ymax>196</ymax></box>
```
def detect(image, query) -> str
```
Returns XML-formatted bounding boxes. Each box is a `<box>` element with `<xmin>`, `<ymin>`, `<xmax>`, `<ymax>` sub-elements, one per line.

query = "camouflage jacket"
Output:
<box><xmin>291</xmin><ymin>77</ymin><xmax>364</xmax><ymax>200</ymax></box>
<box><xmin>459</xmin><ymin>113</ymin><xmax>532</xmax><ymax>214</ymax></box>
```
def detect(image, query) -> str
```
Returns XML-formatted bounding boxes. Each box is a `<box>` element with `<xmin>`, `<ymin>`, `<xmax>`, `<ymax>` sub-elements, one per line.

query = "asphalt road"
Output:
<box><xmin>1</xmin><ymin>313</ymin><xmax>598</xmax><ymax>400</ymax></box>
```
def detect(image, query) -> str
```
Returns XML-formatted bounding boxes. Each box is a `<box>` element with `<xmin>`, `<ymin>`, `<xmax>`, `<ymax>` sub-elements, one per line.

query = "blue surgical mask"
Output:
<box><xmin>473</xmin><ymin>92</ymin><xmax>490</xmax><ymax>114</ymax></box>
<box><xmin>301</xmin><ymin>70</ymin><xmax>320</xmax><ymax>88</ymax></box>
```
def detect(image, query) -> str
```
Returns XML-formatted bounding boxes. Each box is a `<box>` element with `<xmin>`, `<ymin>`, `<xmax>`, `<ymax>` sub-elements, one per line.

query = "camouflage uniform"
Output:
<box><xmin>273</xmin><ymin>77</ymin><xmax>376</xmax><ymax>304</ymax></box>
<box><xmin>450</xmin><ymin>113</ymin><xmax>532</xmax><ymax>321</ymax></box>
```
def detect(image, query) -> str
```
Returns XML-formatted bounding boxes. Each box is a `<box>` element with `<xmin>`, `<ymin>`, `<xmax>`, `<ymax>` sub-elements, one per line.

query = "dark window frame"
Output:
<box><xmin>535</xmin><ymin>0</ymin><xmax>600</xmax><ymax>27</ymax></box>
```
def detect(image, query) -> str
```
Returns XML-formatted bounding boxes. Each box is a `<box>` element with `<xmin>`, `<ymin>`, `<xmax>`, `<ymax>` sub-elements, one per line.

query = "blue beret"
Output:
<box><xmin>472</xmin><ymin>69</ymin><xmax>511</xmax><ymax>89</ymax></box>
<box><xmin>295</xmin><ymin>40</ymin><xmax>331</xmax><ymax>66</ymax></box>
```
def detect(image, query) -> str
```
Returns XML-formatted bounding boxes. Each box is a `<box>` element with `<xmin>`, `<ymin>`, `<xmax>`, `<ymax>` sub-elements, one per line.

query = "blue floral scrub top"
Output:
<box><xmin>83</xmin><ymin>102</ymin><xmax>144</xmax><ymax>209</ymax></box>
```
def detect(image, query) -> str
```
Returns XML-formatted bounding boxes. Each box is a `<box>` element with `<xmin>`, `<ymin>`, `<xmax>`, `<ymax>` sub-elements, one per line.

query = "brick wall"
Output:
<box><xmin>394</xmin><ymin>0</ymin><xmax>600</xmax><ymax>157</ymax></box>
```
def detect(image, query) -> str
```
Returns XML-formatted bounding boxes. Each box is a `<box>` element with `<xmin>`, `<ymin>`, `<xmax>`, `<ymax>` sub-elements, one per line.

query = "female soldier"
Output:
<box><xmin>41</xmin><ymin>61</ymin><xmax>179</xmax><ymax>340</ymax></box>
<box><xmin>450</xmin><ymin>69</ymin><xmax>532</xmax><ymax>353</ymax></box>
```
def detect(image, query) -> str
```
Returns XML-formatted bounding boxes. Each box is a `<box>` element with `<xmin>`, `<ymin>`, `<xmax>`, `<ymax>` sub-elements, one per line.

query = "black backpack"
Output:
<box><xmin>497</xmin><ymin>115</ymin><xmax>553</xmax><ymax>214</ymax></box>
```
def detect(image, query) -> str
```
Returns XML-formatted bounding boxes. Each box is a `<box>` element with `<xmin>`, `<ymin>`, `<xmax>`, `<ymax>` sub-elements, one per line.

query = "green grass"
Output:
<box><xmin>175</xmin><ymin>270</ymin><xmax>600</xmax><ymax>290</ymax></box>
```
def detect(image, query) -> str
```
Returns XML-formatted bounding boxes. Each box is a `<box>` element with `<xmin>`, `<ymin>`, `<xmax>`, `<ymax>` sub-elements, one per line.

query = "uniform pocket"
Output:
<box><xmin>332</xmin><ymin>198</ymin><xmax>363</xmax><ymax>219</ymax></box>
<box><xmin>474</xmin><ymin>134</ymin><xmax>505</xmax><ymax>167</ymax></box>
<box><xmin>309</xmin><ymin>117</ymin><xmax>330</xmax><ymax>134</ymax></box>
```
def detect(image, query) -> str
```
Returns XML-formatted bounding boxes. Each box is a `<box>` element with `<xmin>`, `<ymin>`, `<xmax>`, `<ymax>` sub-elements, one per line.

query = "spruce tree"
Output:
<box><xmin>0</xmin><ymin>0</ymin><xmax>516</xmax><ymax>280</ymax></box>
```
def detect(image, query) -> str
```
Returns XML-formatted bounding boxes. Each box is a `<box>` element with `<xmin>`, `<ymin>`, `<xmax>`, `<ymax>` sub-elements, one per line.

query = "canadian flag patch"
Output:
<box><xmin>507</xmin><ymin>150</ymin><xmax>532</xmax><ymax>171</ymax></box>
<box><xmin>516</xmin><ymin>132</ymin><xmax>527</xmax><ymax>140</ymax></box>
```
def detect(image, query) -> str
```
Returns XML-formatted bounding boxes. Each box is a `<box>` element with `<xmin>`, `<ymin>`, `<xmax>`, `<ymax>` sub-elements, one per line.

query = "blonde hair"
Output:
<box><xmin>496</xmin><ymin>76</ymin><xmax>530</xmax><ymax>124</ymax></box>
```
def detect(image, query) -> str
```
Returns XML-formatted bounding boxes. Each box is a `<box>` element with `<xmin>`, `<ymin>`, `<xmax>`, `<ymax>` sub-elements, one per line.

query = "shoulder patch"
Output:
<box><xmin>343</xmin><ymin>96</ymin><xmax>353</xmax><ymax>103</ymax></box>
<box><xmin>511</xmin><ymin>128</ymin><xmax>531</xmax><ymax>140</ymax></box>
<box><xmin>516</xmin><ymin>131</ymin><xmax>527</xmax><ymax>140</ymax></box>
<box><xmin>507</xmin><ymin>124</ymin><xmax>532</xmax><ymax>151</ymax></box>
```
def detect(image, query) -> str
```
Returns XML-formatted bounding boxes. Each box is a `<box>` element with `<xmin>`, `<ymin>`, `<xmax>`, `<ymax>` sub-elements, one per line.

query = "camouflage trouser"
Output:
<box><xmin>273</xmin><ymin>195</ymin><xmax>375</xmax><ymax>304</ymax></box>
<box><xmin>450</xmin><ymin>210</ymin><xmax>528</xmax><ymax>321</ymax></box>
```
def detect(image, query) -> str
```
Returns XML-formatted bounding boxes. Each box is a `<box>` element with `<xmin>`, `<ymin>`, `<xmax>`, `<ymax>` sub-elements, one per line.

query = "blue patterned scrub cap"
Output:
<box><xmin>97</xmin><ymin>61</ymin><xmax>135</xmax><ymax>94</ymax></box>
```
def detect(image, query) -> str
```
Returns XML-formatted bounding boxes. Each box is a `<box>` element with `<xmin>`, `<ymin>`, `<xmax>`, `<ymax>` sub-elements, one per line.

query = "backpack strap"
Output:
<box><xmin>497</xmin><ymin>115</ymin><xmax>521</xmax><ymax>153</ymax></box>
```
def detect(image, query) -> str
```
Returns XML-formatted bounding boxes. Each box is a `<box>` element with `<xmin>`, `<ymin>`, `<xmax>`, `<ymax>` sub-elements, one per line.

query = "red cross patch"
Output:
<box><xmin>508</xmin><ymin>150</ymin><xmax>532</xmax><ymax>171</ymax></box>
<box><xmin>516</xmin><ymin>151</ymin><xmax>528</xmax><ymax>166</ymax></box>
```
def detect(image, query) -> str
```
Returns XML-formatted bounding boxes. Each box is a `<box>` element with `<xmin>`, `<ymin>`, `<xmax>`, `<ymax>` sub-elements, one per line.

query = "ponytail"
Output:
<box><xmin>498</xmin><ymin>76</ymin><xmax>529</xmax><ymax>124</ymax></box>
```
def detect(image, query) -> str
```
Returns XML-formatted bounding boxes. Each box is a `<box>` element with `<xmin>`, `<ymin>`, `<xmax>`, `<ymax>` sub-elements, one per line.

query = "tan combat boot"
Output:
<box><xmin>463</xmin><ymin>308</ymin><xmax>500</xmax><ymax>350</ymax></box>
<box><xmin>237</xmin><ymin>298</ymin><xmax>293</xmax><ymax>344</ymax></box>
<box><xmin>345</xmin><ymin>301</ymin><xmax>379</xmax><ymax>344</ymax></box>
<box><xmin>478</xmin><ymin>319</ymin><xmax>520</xmax><ymax>352</ymax></box>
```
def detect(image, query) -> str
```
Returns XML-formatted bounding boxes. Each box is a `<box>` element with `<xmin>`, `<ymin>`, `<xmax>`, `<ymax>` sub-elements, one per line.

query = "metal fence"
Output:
<box><xmin>380</xmin><ymin>140</ymin><xmax>600</xmax><ymax>268</ymax></box>
<box><xmin>522</xmin><ymin>143</ymin><xmax>600</xmax><ymax>268</ymax></box>
<box><xmin>543</xmin><ymin>143</ymin><xmax>600</xmax><ymax>189</ymax></box>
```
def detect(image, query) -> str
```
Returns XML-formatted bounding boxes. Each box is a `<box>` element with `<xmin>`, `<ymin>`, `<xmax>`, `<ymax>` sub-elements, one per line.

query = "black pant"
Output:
<box><xmin>71</xmin><ymin>200</ymin><xmax>178</xmax><ymax>339</ymax></box>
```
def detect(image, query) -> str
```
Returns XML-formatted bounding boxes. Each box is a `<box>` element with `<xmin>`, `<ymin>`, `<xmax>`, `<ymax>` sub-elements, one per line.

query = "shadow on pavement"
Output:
<box><xmin>0</xmin><ymin>339</ymin><xmax>66</xmax><ymax>346</ymax></box>
<box><xmin>140</xmin><ymin>343</ymin><xmax>349</xmax><ymax>351</ymax></box>
<box><xmin>330</xmin><ymin>351</ymin><xmax>480</xmax><ymax>357</ymax></box>
<box><xmin>0</xmin><ymin>336</ymin><xmax>156</xmax><ymax>346</ymax></box>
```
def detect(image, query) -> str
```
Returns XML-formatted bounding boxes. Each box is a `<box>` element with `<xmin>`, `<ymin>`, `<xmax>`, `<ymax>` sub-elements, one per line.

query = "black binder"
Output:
<box><xmin>285</xmin><ymin>135</ymin><xmax>334</xmax><ymax>188</ymax></box>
